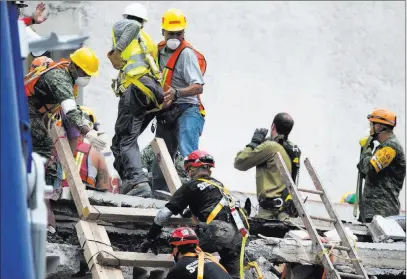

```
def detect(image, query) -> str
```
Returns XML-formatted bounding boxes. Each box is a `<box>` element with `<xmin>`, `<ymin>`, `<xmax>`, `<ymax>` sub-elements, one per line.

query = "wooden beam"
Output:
<box><xmin>150</xmin><ymin>138</ymin><xmax>181</xmax><ymax>194</ymax></box>
<box><xmin>97</xmin><ymin>251</ymin><xmax>174</xmax><ymax>268</ymax></box>
<box><xmin>50</xmin><ymin>124</ymin><xmax>92</xmax><ymax>218</ymax></box>
<box><xmin>76</xmin><ymin>220</ymin><xmax>124</xmax><ymax>279</ymax></box>
<box><xmin>86</xmin><ymin>205</ymin><xmax>193</xmax><ymax>225</ymax></box>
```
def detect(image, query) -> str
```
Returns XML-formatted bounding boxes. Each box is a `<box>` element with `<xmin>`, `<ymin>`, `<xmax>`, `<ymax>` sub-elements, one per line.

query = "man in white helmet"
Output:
<box><xmin>109</xmin><ymin>3</ymin><xmax>164</xmax><ymax>198</ymax></box>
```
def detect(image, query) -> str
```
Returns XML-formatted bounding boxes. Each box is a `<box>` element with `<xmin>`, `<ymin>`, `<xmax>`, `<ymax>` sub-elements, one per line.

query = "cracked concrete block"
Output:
<box><xmin>368</xmin><ymin>215</ymin><xmax>406</xmax><ymax>243</ymax></box>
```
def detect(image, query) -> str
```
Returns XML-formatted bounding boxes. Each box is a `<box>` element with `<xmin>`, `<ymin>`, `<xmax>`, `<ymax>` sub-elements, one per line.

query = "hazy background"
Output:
<box><xmin>29</xmin><ymin>1</ymin><xmax>406</xmax><ymax>207</ymax></box>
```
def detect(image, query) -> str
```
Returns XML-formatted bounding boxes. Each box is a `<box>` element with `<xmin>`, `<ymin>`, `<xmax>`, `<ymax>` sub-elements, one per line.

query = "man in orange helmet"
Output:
<box><xmin>358</xmin><ymin>109</ymin><xmax>405</xmax><ymax>222</ymax></box>
<box><xmin>151</xmin><ymin>8</ymin><xmax>207</xmax><ymax>197</ymax></box>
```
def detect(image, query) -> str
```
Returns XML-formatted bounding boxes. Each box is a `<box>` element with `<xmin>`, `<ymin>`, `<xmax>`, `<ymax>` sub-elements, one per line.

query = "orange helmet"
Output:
<box><xmin>367</xmin><ymin>109</ymin><xmax>397</xmax><ymax>127</ymax></box>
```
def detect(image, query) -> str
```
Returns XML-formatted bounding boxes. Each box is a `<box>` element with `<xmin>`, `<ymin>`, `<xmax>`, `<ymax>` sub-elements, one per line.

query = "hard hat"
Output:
<box><xmin>169</xmin><ymin>227</ymin><xmax>199</xmax><ymax>247</ymax></box>
<box><xmin>80</xmin><ymin>106</ymin><xmax>97</xmax><ymax>124</ymax></box>
<box><xmin>70</xmin><ymin>47</ymin><xmax>99</xmax><ymax>76</ymax></box>
<box><xmin>123</xmin><ymin>3</ymin><xmax>148</xmax><ymax>22</ymax></box>
<box><xmin>161</xmin><ymin>8</ymin><xmax>187</xmax><ymax>31</ymax></box>
<box><xmin>184</xmin><ymin>150</ymin><xmax>215</xmax><ymax>171</ymax></box>
<box><xmin>367</xmin><ymin>109</ymin><xmax>397</xmax><ymax>127</ymax></box>
<box><xmin>29</xmin><ymin>56</ymin><xmax>54</xmax><ymax>72</ymax></box>
<box><xmin>16</xmin><ymin>1</ymin><xmax>28</xmax><ymax>8</ymax></box>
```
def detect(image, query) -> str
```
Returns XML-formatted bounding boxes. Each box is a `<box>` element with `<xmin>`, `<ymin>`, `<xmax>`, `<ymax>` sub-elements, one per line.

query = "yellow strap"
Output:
<box><xmin>197</xmin><ymin>178</ymin><xmax>230</xmax><ymax>195</ymax></box>
<box><xmin>197</xmin><ymin>250</ymin><xmax>204</xmax><ymax>279</ymax></box>
<box><xmin>206</xmin><ymin>202</ymin><xmax>224</xmax><ymax>224</ymax></box>
<box><xmin>112</xmin><ymin>28</ymin><xmax>117</xmax><ymax>48</ymax></box>
<box><xmin>62</xmin><ymin>151</ymin><xmax>83</xmax><ymax>180</ymax></box>
<box><xmin>123</xmin><ymin>76</ymin><xmax>163</xmax><ymax>111</ymax></box>
<box><xmin>240</xmin><ymin>235</ymin><xmax>248</xmax><ymax>279</ymax></box>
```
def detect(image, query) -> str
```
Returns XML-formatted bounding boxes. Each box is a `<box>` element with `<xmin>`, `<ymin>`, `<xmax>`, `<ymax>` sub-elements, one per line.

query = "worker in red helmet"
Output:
<box><xmin>357</xmin><ymin>109</ymin><xmax>405</xmax><ymax>222</ymax></box>
<box><xmin>165</xmin><ymin>227</ymin><xmax>232</xmax><ymax>279</ymax></box>
<box><xmin>140</xmin><ymin>150</ymin><xmax>250</xmax><ymax>279</ymax></box>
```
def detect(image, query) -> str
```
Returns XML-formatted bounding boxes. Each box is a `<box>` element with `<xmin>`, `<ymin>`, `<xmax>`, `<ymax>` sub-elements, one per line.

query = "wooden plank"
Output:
<box><xmin>50</xmin><ymin>124</ymin><xmax>92</xmax><ymax>218</ymax></box>
<box><xmin>76</xmin><ymin>220</ymin><xmax>124</xmax><ymax>279</ymax></box>
<box><xmin>87</xmin><ymin>205</ymin><xmax>193</xmax><ymax>225</ymax></box>
<box><xmin>97</xmin><ymin>251</ymin><xmax>174</xmax><ymax>268</ymax></box>
<box><xmin>150</xmin><ymin>138</ymin><xmax>181</xmax><ymax>194</ymax></box>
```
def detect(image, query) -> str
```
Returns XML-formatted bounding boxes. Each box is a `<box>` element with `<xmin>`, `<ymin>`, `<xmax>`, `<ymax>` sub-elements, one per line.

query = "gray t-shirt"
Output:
<box><xmin>159</xmin><ymin>46</ymin><xmax>205</xmax><ymax>105</ymax></box>
<box><xmin>112</xmin><ymin>19</ymin><xmax>141</xmax><ymax>51</ymax></box>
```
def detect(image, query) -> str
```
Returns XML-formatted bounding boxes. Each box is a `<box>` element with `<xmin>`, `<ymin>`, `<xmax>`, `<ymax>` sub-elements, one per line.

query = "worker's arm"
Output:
<box><xmin>112</xmin><ymin>20</ymin><xmax>142</xmax><ymax>52</ymax></box>
<box><xmin>358</xmin><ymin>144</ymin><xmax>397</xmax><ymax>179</ymax></box>
<box><xmin>91</xmin><ymin>148</ymin><xmax>111</xmax><ymax>190</ymax></box>
<box><xmin>234</xmin><ymin>142</ymin><xmax>275</xmax><ymax>171</ymax></box>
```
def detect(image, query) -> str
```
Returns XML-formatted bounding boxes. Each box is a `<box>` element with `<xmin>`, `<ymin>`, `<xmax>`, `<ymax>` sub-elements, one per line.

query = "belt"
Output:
<box><xmin>173</xmin><ymin>103</ymin><xmax>198</xmax><ymax>110</ymax></box>
<box><xmin>259</xmin><ymin>198</ymin><xmax>284</xmax><ymax>209</ymax></box>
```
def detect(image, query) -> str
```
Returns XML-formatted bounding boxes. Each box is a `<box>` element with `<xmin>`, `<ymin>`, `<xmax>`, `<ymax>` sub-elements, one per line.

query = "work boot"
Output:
<box><xmin>126</xmin><ymin>182</ymin><xmax>152</xmax><ymax>198</ymax></box>
<box><xmin>254</xmin><ymin>207</ymin><xmax>279</xmax><ymax>221</ymax></box>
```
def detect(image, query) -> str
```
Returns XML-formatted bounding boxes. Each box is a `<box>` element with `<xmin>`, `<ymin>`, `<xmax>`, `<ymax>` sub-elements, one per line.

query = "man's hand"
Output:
<box><xmin>163</xmin><ymin>87</ymin><xmax>176</xmax><ymax>106</ymax></box>
<box><xmin>107</xmin><ymin>50</ymin><xmax>126</xmax><ymax>70</ymax></box>
<box><xmin>247</xmin><ymin>128</ymin><xmax>268</xmax><ymax>149</ymax></box>
<box><xmin>33</xmin><ymin>3</ymin><xmax>47</xmax><ymax>24</ymax></box>
<box><xmin>85</xmin><ymin>130</ymin><xmax>107</xmax><ymax>151</ymax></box>
<box><xmin>139</xmin><ymin>239</ymin><xmax>158</xmax><ymax>255</ymax></box>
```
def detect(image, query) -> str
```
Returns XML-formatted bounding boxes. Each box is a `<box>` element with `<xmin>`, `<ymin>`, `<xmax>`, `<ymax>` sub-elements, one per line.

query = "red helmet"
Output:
<box><xmin>184</xmin><ymin>150</ymin><xmax>215</xmax><ymax>171</ymax></box>
<box><xmin>169</xmin><ymin>227</ymin><xmax>199</xmax><ymax>247</ymax></box>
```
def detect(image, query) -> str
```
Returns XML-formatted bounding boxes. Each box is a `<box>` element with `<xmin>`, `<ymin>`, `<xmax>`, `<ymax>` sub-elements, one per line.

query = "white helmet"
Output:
<box><xmin>123</xmin><ymin>3</ymin><xmax>148</xmax><ymax>22</ymax></box>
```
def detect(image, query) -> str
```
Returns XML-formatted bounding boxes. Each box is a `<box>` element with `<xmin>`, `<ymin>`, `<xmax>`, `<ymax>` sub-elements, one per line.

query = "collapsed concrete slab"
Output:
<box><xmin>245</xmin><ymin>236</ymin><xmax>406</xmax><ymax>276</ymax></box>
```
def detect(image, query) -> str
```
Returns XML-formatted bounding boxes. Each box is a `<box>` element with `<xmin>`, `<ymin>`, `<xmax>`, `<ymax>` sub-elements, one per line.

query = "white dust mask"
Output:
<box><xmin>75</xmin><ymin>77</ymin><xmax>91</xmax><ymax>87</ymax></box>
<box><xmin>166</xmin><ymin>39</ymin><xmax>181</xmax><ymax>50</ymax></box>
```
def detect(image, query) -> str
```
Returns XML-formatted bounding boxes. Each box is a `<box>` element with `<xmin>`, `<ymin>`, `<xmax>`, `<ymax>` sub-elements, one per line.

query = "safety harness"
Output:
<box><xmin>196</xmin><ymin>178</ymin><xmax>251</xmax><ymax>278</ymax></box>
<box><xmin>111</xmin><ymin>29</ymin><xmax>163</xmax><ymax>113</ymax></box>
<box><xmin>158</xmin><ymin>40</ymin><xmax>207</xmax><ymax>117</ymax></box>
<box><xmin>182</xmin><ymin>247</ymin><xmax>228</xmax><ymax>279</ymax></box>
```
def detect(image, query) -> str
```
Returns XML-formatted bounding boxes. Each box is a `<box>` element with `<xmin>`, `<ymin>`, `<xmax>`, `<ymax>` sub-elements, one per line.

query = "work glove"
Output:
<box><xmin>359</xmin><ymin>136</ymin><xmax>374</xmax><ymax>150</ymax></box>
<box><xmin>107</xmin><ymin>49</ymin><xmax>126</xmax><ymax>70</ymax></box>
<box><xmin>181</xmin><ymin>208</ymin><xmax>193</xmax><ymax>218</ymax></box>
<box><xmin>281</xmin><ymin>195</ymin><xmax>299</xmax><ymax>218</ymax></box>
<box><xmin>246</xmin><ymin>128</ymin><xmax>268</xmax><ymax>149</ymax></box>
<box><xmin>85</xmin><ymin>130</ymin><xmax>106</xmax><ymax>151</ymax></box>
<box><xmin>139</xmin><ymin>239</ymin><xmax>159</xmax><ymax>255</ymax></box>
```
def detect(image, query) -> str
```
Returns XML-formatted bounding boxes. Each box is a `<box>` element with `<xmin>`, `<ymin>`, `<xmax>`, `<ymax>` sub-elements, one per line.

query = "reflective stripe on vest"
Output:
<box><xmin>158</xmin><ymin>40</ymin><xmax>206</xmax><ymax>117</ymax></box>
<box><xmin>61</xmin><ymin>142</ymin><xmax>96</xmax><ymax>188</ymax></box>
<box><xmin>112</xmin><ymin>29</ymin><xmax>150</xmax><ymax>77</ymax></box>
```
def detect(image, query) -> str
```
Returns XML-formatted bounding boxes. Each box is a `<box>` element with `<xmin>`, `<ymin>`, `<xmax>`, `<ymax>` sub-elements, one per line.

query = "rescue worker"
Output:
<box><xmin>234</xmin><ymin>113</ymin><xmax>301</xmax><ymax>221</ymax></box>
<box><xmin>358</xmin><ymin>109</ymin><xmax>406</xmax><ymax>222</ymax></box>
<box><xmin>140</xmin><ymin>150</ymin><xmax>249</xmax><ymax>279</ymax></box>
<box><xmin>16</xmin><ymin>1</ymin><xmax>47</xmax><ymax>26</ymax></box>
<box><xmin>165</xmin><ymin>227</ymin><xmax>233</xmax><ymax>279</ymax></box>
<box><xmin>141</xmin><ymin>144</ymin><xmax>189</xmax><ymax>186</ymax></box>
<box><xmin>151</xmin><ymin>8</ymin><xmax>206</xmax><ymax>196</ymax></box>
<box><xmin>108</xmin><ymin>3</ymin><xmax>164</xmax><ymax>198</ymax></box>
<box><xmin>26</xmin><ymin>48</ymin><xmax>106</xmax><ymax>187</ymax></box>
<box><xmin>60</xmin><ymin>106</ymin><xmax>111</xmax><ymax>191</ymax></box>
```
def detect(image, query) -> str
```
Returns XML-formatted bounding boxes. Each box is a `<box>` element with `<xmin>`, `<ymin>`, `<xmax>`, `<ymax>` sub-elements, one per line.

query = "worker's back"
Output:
<box><xmin>166</xmin><ymin>255</ymin><xmax>233</xmax><ymax>279</ymax></box>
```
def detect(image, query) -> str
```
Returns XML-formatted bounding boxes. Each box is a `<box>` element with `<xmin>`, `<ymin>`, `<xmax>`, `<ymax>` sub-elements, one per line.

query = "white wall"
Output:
<box><xmin>26</xmin><ymin>1</ymin><xmax>406</xmax><ymax>207</ymax></box>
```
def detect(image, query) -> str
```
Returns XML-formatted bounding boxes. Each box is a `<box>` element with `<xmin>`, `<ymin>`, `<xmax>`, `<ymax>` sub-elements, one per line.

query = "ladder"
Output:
<box><xmin>274</xmin><ymin>152</ymin><xmax>369</xmax><ymax>279</ymax></box>
<box><xmin>50</xmin><ymin>124</ymin><xmax>191</xmax><ymax>279</ymax></box>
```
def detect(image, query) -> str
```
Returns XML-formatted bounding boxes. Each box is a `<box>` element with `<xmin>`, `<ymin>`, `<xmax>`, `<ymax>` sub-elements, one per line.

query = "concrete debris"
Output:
<box><xmin>287</xmin><ymin>230</ymin><xmax>311</xmax><ymax>240</ymax></box>
<box><xmin>368</xmin><ymin>215</ymin><xmax>406</xmax><ymax>243</ymax></box>
<box><xmin>323</xmin><ymin>227</ymin><xmax>358</xmax><ymax>244</ymax></box>
<box><xmin>245</xmin><ymin>236</ymin><xmax>405</xmax><ymax>275</ymax></box>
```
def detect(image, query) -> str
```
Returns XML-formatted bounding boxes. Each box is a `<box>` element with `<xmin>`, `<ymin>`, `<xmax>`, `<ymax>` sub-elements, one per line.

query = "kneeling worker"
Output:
<box><xmin>140</xmin><ymin>150</ymin><xmax>249</xmax><ymax>279</ymax></box>
<box><xmin>166</xmin><ymin>227</ymin><xmax>232</xmax><ymax>279</ymax></box>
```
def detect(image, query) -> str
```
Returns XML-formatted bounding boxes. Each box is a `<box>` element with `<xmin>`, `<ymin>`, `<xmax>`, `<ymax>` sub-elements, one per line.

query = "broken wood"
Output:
<box><xmin>50</xmin><ymin>124</ymin><xmax>92</xmax><ymax>218</ymax></box>
<box><xmin>97</xmin><ymin>251</ymin><xmax>174</xmax><ymax>268</ymax></box>
<box><xmin>76</xmin><ymin>220</ymin><xmax>124</xmax><ymax>279</ymax></box>
<box><xmin>86</xmin><ymin>205</ymin><xmax>193</xmax><ymax>225</ymax></box>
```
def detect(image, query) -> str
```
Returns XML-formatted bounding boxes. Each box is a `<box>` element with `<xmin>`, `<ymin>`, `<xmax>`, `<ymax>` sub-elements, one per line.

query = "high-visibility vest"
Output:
<box><xmin>157</xmin><ymin>40</ymin><xmax>207</xmax><ymax>117</ymax></box>
<box><xmin>61</xmin><ymin>142</ymin><xmax>96</xmax><ymax>188</ymax></box>
<box><xmin>24</xmin><ymin>57</ymin><xmax>78</xmax><ymax>115</ymax></box>
<box><xmin>112</xmin><ymin>28</ymin><xmax>162</xmax><ymax>110</ymax></box>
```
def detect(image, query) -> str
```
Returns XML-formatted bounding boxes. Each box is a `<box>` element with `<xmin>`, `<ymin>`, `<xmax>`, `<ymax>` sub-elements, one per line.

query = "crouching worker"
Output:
<box><xmin>166</xmin><ymin>227</ymin><xmax>232</xmax><ymax>279</ymax></box>
<box><xmin>139</xmin><ymin>150</ymin><xmax>249</xmax><ymax>279</ymax></box>
<box><xmin>59</xmin><ymin>106</ymin><xmax>111</xmax><ymax>191</ymax></box>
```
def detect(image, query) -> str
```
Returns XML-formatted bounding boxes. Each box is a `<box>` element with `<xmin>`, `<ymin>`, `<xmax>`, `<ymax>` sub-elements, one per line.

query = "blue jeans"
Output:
<box><xmin>152</xmin><ymin>105</ymin><xmax>205</xmax><ymax>194</ymax></box>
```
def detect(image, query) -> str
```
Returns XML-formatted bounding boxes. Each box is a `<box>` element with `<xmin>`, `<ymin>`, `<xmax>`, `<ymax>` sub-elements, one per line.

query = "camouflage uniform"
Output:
<box><xmin>28</xmin><ymin>68</ymin><xmax>89</xmax><ymax>185</ymax></box>
<box><xmin>358</xmin><ymin>135</ymin><xmax>406</xmax><ymax>220</ymax></box>
<box><xmin>141</xmin><ymin>144</ymin><xmax>189</xmax><ymax>185</ymax></box>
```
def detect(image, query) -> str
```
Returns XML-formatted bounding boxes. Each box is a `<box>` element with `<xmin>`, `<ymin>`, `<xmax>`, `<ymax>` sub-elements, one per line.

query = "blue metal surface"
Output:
<box><xmin>8</xmin><ymin>1</ymin><xmax>33</xmax><ymax>173</ymax></box>
<box><xmin>0</xmin><ymin>2</ymin><xmax>35</xmax><ymax>278</ymax></box>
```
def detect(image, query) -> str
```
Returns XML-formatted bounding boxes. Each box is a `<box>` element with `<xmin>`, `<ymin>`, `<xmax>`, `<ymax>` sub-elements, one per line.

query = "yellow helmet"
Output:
<box><xmin>70</xmin><ymin>47</ymin><xmax>99</xmax><ymax>76</ymax></box>
<box><xmin>80</xmin><ymin>106</ymin><xmax>97</xmax><ymax>124</ymax></box>
<box><xmin>161</xmin><ymin>8</ymin><xmax>187</xmax><ymax>31</ymax></box>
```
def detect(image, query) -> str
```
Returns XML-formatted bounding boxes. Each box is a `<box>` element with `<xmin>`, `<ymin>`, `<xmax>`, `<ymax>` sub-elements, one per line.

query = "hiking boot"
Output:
<box><xmin>254</xmin><ymin>207</ymin><xmax>279</xmax><ymax>221</ymax></box>
<box><xmin>126</xmin><ymin>182</ymin><xmax>152</xmax><ymax>198</ymax></box>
